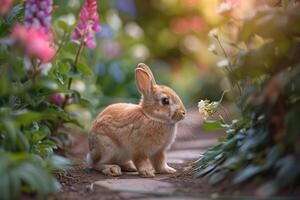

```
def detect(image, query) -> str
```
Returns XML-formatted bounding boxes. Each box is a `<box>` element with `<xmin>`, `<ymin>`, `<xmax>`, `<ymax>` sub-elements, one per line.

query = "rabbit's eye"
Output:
<box><xmin>161</xmin><ymin>98</ymin><xmax>170</xmax><ymax>105</ymax></box>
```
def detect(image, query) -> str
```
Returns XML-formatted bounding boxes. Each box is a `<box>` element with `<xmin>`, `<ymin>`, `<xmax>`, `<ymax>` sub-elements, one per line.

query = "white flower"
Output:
<box><xmin>23</xmin><ymin>57</ymin><xmax>52</xmax><ymax>76</ymax></box>
<box><xmin>217</xmin><ymin>59</ymin><xmax>230</xmax><ymax>68</ymax></box>
<box><xmin>198</xmin><ymin>100</ymin><xmax>206</xmax><ymax>110</ymax></box>
<box><xmin>59</xmin><ymin>14</ymin><xmax>76</xmax><ymax>26</ymax></box>
<box><xmin>216</xmin><ymin>2</ymin><xmax>232</xmax><ymax>14</ymax></box>
<box><xmin>40</xmin><ymin>63</ymin><xmax>52</xmax><ymax>75</ymax></box>
<box><xmin>199</xmin><ymin>109</ymin><xmax>209</xmax><ymax>120</ymax></box>
<box><xmin>23</xmin><ymin>57</ymin><xmax>32</xmax><ymax>71</ymax></box>
<box><xmin>208</xmin><ymin>28</ymin><xmax>219</xmax><ymax>38</ymax></box>
<box><xmin>72</xmin><ymin>80</ymin><xmax>86</xmax><ymax>92</ymax></box>
<box><xmin>208</xmin><ymin>44</ymin><xmax>217</xmax><ymax>52</ymax></box>
<box><xmin>198</xmin><ymin>99</ymin><xmax>220</xmax><ymax>120</ymax></box>
<box><xmin>198</xmin><ymin>100</ymin><xmax>209</xmax><ymax>120</ymax></box>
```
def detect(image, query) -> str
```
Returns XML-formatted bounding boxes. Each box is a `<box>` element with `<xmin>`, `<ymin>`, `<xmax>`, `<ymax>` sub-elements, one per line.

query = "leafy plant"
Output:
<box><xmin>194</xmin><ymin>1</ymin><xmax>300</xmax><ymax>196</ymax></box>
<box><xmin>0</xmin><ymin>1</ymin><xmax>99</xmax><ymax>199</ymax></box>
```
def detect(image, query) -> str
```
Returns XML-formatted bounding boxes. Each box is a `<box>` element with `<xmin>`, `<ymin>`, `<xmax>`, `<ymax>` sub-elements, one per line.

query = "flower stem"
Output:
<box><xmin>31</xmin><ymin>59</ymin><xmax>40</xmax><ymax>83</ymax></box>
<box><xmin>215</xmin><ymin>37</ymin><xmax>242</xmax><ymax>96</ymax></box>
<box><xmin>63</xmin><ymin>39</ymin><xmax>84</xmax><ymax>108</ymax></box>
<box><xmin>53</xmin><ymin>31</ymin><xmax>67</xmax><ymax>59</ymax></box>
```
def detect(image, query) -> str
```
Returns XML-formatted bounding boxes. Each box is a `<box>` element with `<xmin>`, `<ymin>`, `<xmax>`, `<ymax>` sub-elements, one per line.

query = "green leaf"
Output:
<box><xmin>194</xmin><ymin>145</ymin><xmax>223</xmax><ymax>166</ymax></box>
<box><xmin>194</xmin><ymin>163</ymin><xmax>218</xmax><ymax>178</ymax></box>
<box><xmin>35</xmin><ymin>140</ymin><xmax>57</xmax><ymax>157</ymax></box>
<box><xmin>78</xmin><ymin>98</ymin><xmax>93</xmax><ymax>108</ymax></box>
<box><xmin>16</xmin><ymin>130</ymin><xmax>30</xmax><ymax>152</ymax></box>
<box><xmin>8</xmin><ymin>172</ymin><xmax>21</xmax><ymax>200</ymax></box>
<box><xmin>39</xmin><ymin>140</ymin><xmax>57</xmax><ymax>148</ymax></box>
<box><xmin>32</xmin><ymin>131</ymin><xmax>48</xmax><ymax>144</ymax></box>
<box><xmin>222</xmin><ymin>156</ymin><xmax>243</xmax><ymax>170</ymax></box>
<box><xmin>14</xmin><ymin>111</ymin><xmax>42</xmax><ymax>125</ymax></box>
<box><xmin>3</xmin><ymin>120</ymin><xmax>17</xmax><ymax>143</ymax></box>
<box><xmin>57</xmin><ymin>20</ymin><xmax>68</xmax><ymax>31</ymax></box>
<box><xmin>208</xmin><ymin>169</ymin><xmax>229</xmax><ymax>185</ymax></box>
<box><xmin>0</xmin><ymin>174</ymin><xmax>11</xmax><ymax>200</ymax></box>
<box><xmin>275</xmin><ymin>155</ymin><xmax>300</xmax><ymax>187</ymax></box>
<box><xmin>6</xmin><ymin>4</ymin><xmax>24</xmax><ymax>24</ymax></box>
<box><xmin>16</xmin><ymin>162</ymin><xmax>59</xmax><ymax>195</ymax></box>
<box><xmin>77</xmin><ymin>62</ymin><xmax>93</xmax><ymax>76</ymax></box>
<box><xmin>222</xmin><ymin>137</ymin><xmax>238</xmax><ymax>151</ymax></box>
<box><xmin>57</xmin><ymin>60</ymin><xmax>71</xmax><ymax>74</ymax></box>
<box><xmin>38</xmin><ymin>79</ymin><xmax>59</xmax><ymax>90</ymax></box>
<box><xmin>202</xmin><ymin>120</ymin><xmax>229</xmax><ymax>132</ymax></box>
<box><xmin>48</xmin><ymin>155</ymin><xmax>72</xmax><ymax>169</ymax></box>
<box><xmin>265</xmin><ymin>145</ymin><xmax>283</xmax><ymax>168</ymax></box>
<box><xmin>233</xmin><ymin>164</ymin><xmax>265</xmax><ymax>184</ymax></box>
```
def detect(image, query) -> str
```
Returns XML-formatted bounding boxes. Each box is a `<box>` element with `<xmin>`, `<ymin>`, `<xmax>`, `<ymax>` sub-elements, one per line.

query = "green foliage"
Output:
<box><xmin>202</xmin><ymin>120</ymin><xmax>229</xmax><ymax>132</ymax></box>
<box><xmin>0</xmin><ymin>4</ymin><xmax>24</xmax><ymax>37</ymax></box>
<box><xmin>0</xmin><ymin>152</ymin><xmax>61</xmax><ymax>200</ymax></box>
<box><xmin>194</xmin><ymin>2</ymin><xmax>300</xmax><ymax>196</ymax></box>
<box><xmin>0</xmin><ymin>2</ymin><xmax>90</xmax><ymax>199</ymax></box>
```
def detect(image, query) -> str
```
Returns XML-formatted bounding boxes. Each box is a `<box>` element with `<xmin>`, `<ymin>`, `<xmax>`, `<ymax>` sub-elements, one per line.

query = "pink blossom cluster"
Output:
<box><xmin>0</xmin><ymin>0</ymin><xmax>13</xmax><ymax>16</ymax></box>
<box><xmin>24</xmin><ymin>0</ymin><xmax>53</xmax><ymax>39</ymax></box>
<box><xmin>51</xmin><ymin>93</ymin><xmax>75</xmax><ymax>106</ymax></box>
<box><xmin>71</xmin><ymin>0</ymin><xmax>101</xmax><ymax>49</ymax></box>
<box><xmin>11</xmin><ymin>24</ymin><xmax>55</xmax><ymax>62</ymax></box>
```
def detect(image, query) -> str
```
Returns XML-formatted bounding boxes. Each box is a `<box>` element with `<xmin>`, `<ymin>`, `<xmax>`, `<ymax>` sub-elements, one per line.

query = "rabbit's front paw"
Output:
<box><xmin>102</xmin><ymin>165</ymin><xmax>122</xmax><ymax>176</ymax></box>
<box><xmin>139</xmin><ymin>167</ymin><xmax>155</xmax><ymax>178</ymax></box>
<box><xmin>157</xmin><ymin>166</ymin><xmax>177</xmax><ymax>174</ymax></box>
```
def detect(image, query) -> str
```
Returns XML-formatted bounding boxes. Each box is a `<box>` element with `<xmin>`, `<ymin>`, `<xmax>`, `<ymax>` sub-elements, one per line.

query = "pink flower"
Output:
<box><xmin>51</xmin><ymin>93</ymin><xmax>65</xmax><ymax>105</ymax></box>
<box><xmin>0</xmin><ymin>0</ymin><xmax>13</xmax><ymax>16</ymax></box>
<box><xmin>24</xmin><ymin>0</ymin><xmax>53</xmax><ymax>40</ymax></box>
<box><xmin>11</xmin><ymin>24</ymin><xmax>55</xmax><ymax>62</ymax></box>
<box><xmin>71</xmin><ymin>0</ymin><xmax>101</xmax><ymax>49</ymax></box>
<box><xmin>66</xmin><ymin>97</ymin><xmax>76</xmax><ymax>105</ymax></box>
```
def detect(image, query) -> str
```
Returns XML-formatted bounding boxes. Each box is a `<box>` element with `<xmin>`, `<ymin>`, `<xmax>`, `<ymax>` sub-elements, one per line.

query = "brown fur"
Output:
<box><xmin>88</xmin><ymin>63</ymin><xmax>186</xmax><ymax>177</ymax></box>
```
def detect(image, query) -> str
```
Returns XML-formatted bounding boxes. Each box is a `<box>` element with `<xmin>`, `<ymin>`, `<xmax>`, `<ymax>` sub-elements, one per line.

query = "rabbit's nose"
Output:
<box><xmin>178</xmin><ymin>109</ymin><xmax>186</xmax><ymax>118</ymax></box>
<box><xmin>181</xmin><ymin>110</ymin><xmax>186</xmax><ymax>116</ymax></box>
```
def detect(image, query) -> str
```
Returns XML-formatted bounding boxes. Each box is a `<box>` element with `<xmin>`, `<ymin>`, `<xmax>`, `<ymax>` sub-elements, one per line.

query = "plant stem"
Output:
<box><xmin>215</xmin><ymin>37</ymin><xmax>242</xmax><ymax>96</ymax></box>
<box><xmin>31</xmin><ymin>59</ymin><xmax>39</xmax><ymax>83</ymax></box>
<box><xmin>63</xmin><ymin>39</ymin><xmax>84</xmax><ymax>108</ymax></box>
<box><xmin>53</xmin><ymin>31</ymin><xmax>67</xmax><ymax>60</ymax></box>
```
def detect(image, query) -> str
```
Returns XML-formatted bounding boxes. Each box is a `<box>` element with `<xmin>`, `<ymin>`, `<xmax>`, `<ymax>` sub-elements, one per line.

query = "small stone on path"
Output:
<box><xmin>93</xmin><ymin>179</ymin><xmax>174</xmax><ymax>199</ymax></box>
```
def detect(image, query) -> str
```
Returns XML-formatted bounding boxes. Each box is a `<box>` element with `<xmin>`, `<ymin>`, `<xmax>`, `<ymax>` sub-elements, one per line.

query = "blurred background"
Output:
<box><xmin>53</xmin><ymin>0</ymin><xmax>231</xmax><ymax>118</ymax></box>
<box><xmin>2</xmin><ymin>1</ymin><xmax>300</xmax><ymax>198</ymax></box>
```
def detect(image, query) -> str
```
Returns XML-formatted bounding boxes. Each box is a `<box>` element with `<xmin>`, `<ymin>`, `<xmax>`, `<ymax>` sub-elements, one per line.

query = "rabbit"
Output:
<box><xmin>87</xmin><ymin>63</ymin><xmax>186</xmax><ymax>177</ymax></box>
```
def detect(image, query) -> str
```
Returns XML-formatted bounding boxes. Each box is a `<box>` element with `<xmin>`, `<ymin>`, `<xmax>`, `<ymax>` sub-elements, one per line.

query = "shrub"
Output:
<box><xmin>194</xmin><ymin>1</ymin><xmax>300</xmax><ymax>196</ymax></box>
<box><xmin>0</xmin><ymin>1</ymin><xmax>100</xmax><ymax>199</ymax></box>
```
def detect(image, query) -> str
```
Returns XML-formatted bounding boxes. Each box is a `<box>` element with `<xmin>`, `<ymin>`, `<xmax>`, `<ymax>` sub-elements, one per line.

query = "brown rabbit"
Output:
<box><xmin>87</xmin><ymin>63</ymin><xmax>186</xmax><ymax>177</ymax></box>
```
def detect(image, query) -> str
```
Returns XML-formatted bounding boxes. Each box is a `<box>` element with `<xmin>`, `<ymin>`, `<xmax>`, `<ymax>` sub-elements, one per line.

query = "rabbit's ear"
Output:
<box><xmin>135</xmin><ymin>68</ymin><xmax>154</xmax><ymax>96</ymax></box>
<box><xmin>137</xmin><ymin>63</ymin><xmax>156</xmax><ymax>85</ymax></box>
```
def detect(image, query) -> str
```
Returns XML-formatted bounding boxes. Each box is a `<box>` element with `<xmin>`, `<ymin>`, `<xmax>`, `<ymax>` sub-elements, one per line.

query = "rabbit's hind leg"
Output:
<box><xmin>120</xmin><ymin>160</ymin><xmax>137</xmax><ymax>172</ymax></box>
<box><xmin>90</xmin><ymin>148</ymin><xmax>122</xmax><ymax>176</ymax></box>
<box><xmin>89</xmin><ymin>134</ymin><xmax>122</xmax><ymax>176</ymax></box>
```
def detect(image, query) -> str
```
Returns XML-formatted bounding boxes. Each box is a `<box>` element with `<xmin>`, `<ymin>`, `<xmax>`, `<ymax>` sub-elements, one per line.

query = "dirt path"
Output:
<box><xmin>53</xmin><ymin>107</ymin><xmax>300</xmax><ymax>200</ymax></box>
<box><xmin>53</xmin><ymin>109</ymin><xmax>226</xmax><ymax>200</ymax></box>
